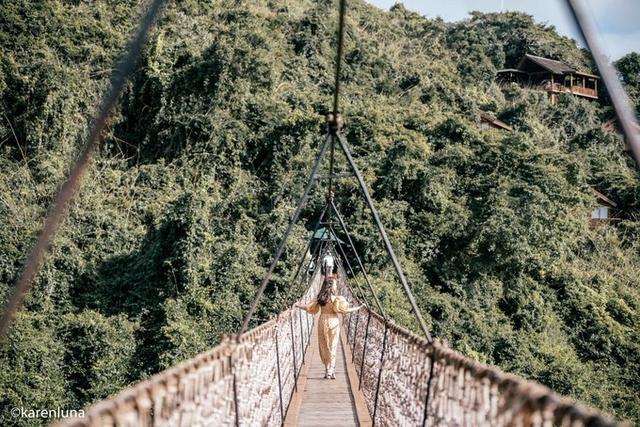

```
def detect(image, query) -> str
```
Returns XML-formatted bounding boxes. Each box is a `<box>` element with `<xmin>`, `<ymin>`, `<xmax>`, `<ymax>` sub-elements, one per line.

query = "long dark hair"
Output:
<box><xmin>317</xmin><ymin>278</ymin><xmax>335</xmax><ymax>306</ymax></box>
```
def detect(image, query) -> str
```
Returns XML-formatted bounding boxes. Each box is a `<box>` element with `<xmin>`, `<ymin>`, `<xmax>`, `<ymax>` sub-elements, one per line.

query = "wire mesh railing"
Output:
<box><xmin>58</xmin><ymin>270</ymin><xmax>322</xmax><ymax>427</ymax></box>
<box><xmin>338</xmin><ymin>277</ymin><xmax>622</xmax><ymax>427</ymax></box>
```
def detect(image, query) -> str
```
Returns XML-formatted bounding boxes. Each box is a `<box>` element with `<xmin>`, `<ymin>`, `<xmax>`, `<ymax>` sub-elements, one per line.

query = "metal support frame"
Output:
<box><xmin>300</xmin><ymin>234</ymin><xmax>327</xmax><ymax>292</ymax></box>
<box><xmin>335</xmin><ymin>133</ymin><xmax>433</xmax><ymax>342</ymax></box>
<box><xmin>372</xmin><ymin>323</ymin><xmax>389</xmax><ymax>426</ymax></box>
<box><xmin>240</xmin><ymin>135</ymin><xmax>331</xmax><ymax>334</ymax></box>
<box><xmin>287</xmin><ymin>205</ymin><xmax>329</xmax><ymax>298</ymax></box>
<box><xmin>330</xmin><ymin>203</ymin><xmax>387</xmax><ymax>318</ymax></box>
<box><xmin>335</xmin><ymin>258</ymin><xmax>364</xmax><ymax>305</ymax></box>
<box><xmin>331</xmin><ymin>228</ymin><xmax>371</xmax><ymax>308</ymax></box>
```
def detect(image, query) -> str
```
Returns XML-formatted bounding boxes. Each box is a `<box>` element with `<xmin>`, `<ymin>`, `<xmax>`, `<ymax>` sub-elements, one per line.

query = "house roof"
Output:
<box><xmin>479</xmin><ymin>111</ymin><xmax>513</xmax><ymax>132</ymax></box>
<box><xmin>593</xmin><ymin>190</ymin><xmax>617</xmax><ymax>208</ymax></box>
<box><xmin>573</xmin><ymin>70</ymin><xmax>600</xmax><ymax>79</ymax></box>
<box><xmin>520</xmin><ymin>54</ymin><xmax>575</xmax><ymax>74</ymax></box>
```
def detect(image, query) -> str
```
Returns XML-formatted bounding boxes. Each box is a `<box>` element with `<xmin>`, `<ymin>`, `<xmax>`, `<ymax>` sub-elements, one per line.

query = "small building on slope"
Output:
<box><xmin>590</xmin><ymin>190</ymin><xmax>617</xmax><ymax>227</ymax></box>
<box><xmin>497</xmin><ymin>54</ymin><xmax>599</xmax><ymax>104</ymax></box>
<box><xmin>479</xmin><ymin>111</ymin><xmax>513</xmax><ymax>132</ymax></box>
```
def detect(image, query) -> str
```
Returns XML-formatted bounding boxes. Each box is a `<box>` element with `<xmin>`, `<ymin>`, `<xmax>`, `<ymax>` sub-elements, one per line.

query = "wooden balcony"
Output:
<box><xmin>544</xmin><ymin>82</ymin><xmax>598</xmax><ymax>99</ymax></box>
<box><xmin>497</xmin><ymin>81</ymin><xmax>598</xmax><ymax>100</ymax></box>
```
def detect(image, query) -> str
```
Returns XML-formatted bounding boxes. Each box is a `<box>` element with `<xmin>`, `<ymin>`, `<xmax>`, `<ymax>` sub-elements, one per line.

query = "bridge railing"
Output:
<box><xmin>59</xmin><ymin>270</ymin><xmax>322</xmax><ymax>427</ymax></box>
<box><xmin>339</xmin><ymin>282</ymin><xmax>622</xmax><ymax>427</ymax></box>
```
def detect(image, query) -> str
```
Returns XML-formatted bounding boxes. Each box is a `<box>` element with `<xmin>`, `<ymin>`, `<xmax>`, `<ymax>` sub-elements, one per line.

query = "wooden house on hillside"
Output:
<box><xmin>497</xmin><ymin>54</ymin><xmax>599</xmax><ymax>104</ymax></box>
<box><xmin>479</xmin><ymin>111</ymin><xmax>513</xmax><ymax>132</ymax></box>
<box><xmin>590</xmin><ymin>190</ymin><xmax>617</xmax><ymax>227</ymax></box>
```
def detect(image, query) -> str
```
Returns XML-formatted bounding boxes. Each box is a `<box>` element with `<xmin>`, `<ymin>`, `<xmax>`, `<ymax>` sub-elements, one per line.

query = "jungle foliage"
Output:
<box><xmin>0</xmin><ymin>0</ymin><xmax>639</xmax><ymax>424</ymax></box>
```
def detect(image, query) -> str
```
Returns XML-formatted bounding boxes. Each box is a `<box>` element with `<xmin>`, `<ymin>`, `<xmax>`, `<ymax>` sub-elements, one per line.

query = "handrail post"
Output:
<box><xmin>230</xmin><ymin>336</ymin><xmax>240</xmax><ymax>427</ymax></box>
<box><xmin>421</xmin><ymin>346</ymin><xmax>437</xmax><ymax>427</ymax></box>
<box><xmin>289</xmin><ymin>311</ymin><xmax>298</xmax><ymax>392</ymax></box>
<box><xmin>351</xmin><ymin>309</ymin><xmax>361</xmax><ymax>363</ymax></box>
<box><xmin>298</xmin><ymin>309</ymin><xmax>305</xmax><ymax>366</ymax></box>
<box><xmin>275</xmin><ymin>324</ymin><xmax>284</xmax><ymax>426</ymax></box>
<box><xmin>358</xmin><ymin>311</ymin><xmax>372</xmax><ymax>389</ymax></box>
<box><xmin>305</xmin><ymin>312</ymin><xmax>311</xmax><ymax>348</ymax></box>
<box><xmin>372</xmin><ymin>323</ymin><xmax>389</xmax><ymax>427</ymax></box>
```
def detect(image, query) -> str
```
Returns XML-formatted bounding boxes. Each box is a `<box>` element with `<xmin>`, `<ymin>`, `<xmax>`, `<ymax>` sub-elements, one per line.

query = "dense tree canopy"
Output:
<box><xmin>0</xmin><ymin>0</ymin><xmax>639</xmax><ymax>425</ymax></box>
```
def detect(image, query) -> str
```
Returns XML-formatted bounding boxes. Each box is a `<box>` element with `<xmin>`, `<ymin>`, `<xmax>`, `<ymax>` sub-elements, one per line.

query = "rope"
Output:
<box><xmin>0</xmin><ymin>0</ymin><xmax>167</xmax><ymax>339</ymax></box>
<box><xmin>239</xmin><ymin>135</ymin><xmax>331</xmax><ymax>334</ymax></box>
<box><xmin>565</xmin><ymin>0</ymin><xmax>640</xmax><ymax>167</ymax></box>
<box><xmin>332</xmin><ymin>0</ymin><xmax>348</xmax><ymax>115</ymax></box>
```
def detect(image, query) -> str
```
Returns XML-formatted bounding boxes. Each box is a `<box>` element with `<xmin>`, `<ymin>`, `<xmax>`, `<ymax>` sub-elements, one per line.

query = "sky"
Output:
<box><xmin>366</xmin><ymin>0</ymin><xmax>640</xmax><ymax>60</ymax></box>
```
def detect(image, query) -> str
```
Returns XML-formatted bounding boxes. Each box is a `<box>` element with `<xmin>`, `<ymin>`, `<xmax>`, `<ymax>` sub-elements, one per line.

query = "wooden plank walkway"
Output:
<box><xmin>284</xmin><ymin>315</ymin><xmax>371</xmax><ymax>427</ymax></box>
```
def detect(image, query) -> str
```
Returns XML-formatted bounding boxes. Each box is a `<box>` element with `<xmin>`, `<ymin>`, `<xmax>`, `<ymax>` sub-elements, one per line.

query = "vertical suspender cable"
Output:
<box><xmin>421</xmin><ymin>347</ymin><xmax>437</xmax><ymax>427</ymax></box>
<box><xmin>358</xmin><ymin>310</ymin><xmax>372</xmax><ymax>390</ymax></box>
<box><xmin>331</xmin><ymin>203</ymin><xmax>387</xmax><ymax>317</ymax></box>
<box><xmin>351</xmin><ymin>308</ymin><xmax>361</xmax><ymax>363</ymax></box>
<box><xmin>372</xmin><ymin>323</ymin><xmax>389</xmax><ymax>426</ymax></box>
<box><xmin>289</xmin><ymin>311</ymin><xmax>298</xmax><ymax>392</ymax></box>
<box><xmin>231</xmin><ymin>337</ymin><xmax>240</xmax><ymax>427</ymax></box>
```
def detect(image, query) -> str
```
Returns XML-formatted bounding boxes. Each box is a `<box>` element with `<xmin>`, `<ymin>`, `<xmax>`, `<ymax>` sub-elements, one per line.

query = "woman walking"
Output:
<box><xmin>296</xmin><ymin>277</ymin><xmax>365</xmax><ymax>379</ymax></box>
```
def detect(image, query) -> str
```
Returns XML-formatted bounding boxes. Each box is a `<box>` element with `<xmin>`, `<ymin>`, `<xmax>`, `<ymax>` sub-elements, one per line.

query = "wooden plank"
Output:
<box><xmin>341</xmin><ymin>327</ymin><xmax>373</xmax><ymax>426</ymax></box>
<box><xmin>284</xmin><ymin>314</ymin><xmax>368</xmax><ymax>426</ymax></box>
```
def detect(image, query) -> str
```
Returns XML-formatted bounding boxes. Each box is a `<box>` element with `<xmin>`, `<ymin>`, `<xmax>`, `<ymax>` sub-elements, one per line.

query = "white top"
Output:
<box><xmin>322</xmin><ymin>254</ymin><xmax>334</xmax><ymax>269</ymax></box>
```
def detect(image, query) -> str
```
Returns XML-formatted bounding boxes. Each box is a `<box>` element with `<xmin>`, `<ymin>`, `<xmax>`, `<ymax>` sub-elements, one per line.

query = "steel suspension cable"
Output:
<box><xmin>332</xmin><ymin>0</ymin><xmax>348</xmax><ymax>115</ymax></box>
<box><xmin>239</xmin><ymin>135</ymin><xmax>331</xmax><ymax>334</ymax></box>
<box><xmin>329</xmin><ymin>227</ymin><xmax>372</xmax><ymax>306</ymax></box>
<box><xmin>329</xmin><ymin>201</ymin><xmax>387</xmax><ymax>317</ymax></box>
<box><xmin>565</xmin><ymin>0</ymin><xmax>640</xmax><ymax>167</ymax></box>
<box><xmin>330</xmin><ymin>225</ymin><xmax>385</xmax><ymax>318</ymax></box>
<box><xmin>0</xmin><ymin>0</ymin><xmax>167</xmax><ymax>339</ymax></box>
<box><xmin>285</xmin><ymin>204</ymin><xmax>329</xmax><ymax>302</ymax></box>
<box><xmin>335</xmin><ymin>133</ymin><xmax>433</xmax><ymax>342</ymax></box>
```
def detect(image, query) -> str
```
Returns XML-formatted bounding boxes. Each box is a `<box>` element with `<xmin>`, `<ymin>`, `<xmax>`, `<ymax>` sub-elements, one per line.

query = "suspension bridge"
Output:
<box><xmin>54</xmin><ymin>262</ymin><xmax>623</xmax><ymax>427</ymax></box>
<box><xmin>1</xmin><ymin>0</ymin><xmax>638</xmax><ymax>426</ymax></box>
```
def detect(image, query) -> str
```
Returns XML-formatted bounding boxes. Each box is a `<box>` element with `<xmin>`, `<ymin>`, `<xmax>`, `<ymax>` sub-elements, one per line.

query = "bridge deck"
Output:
<box><xmin>285</xmin><ymin>315</ymin><xmax>371</xmax><ymax>427</ymax></box>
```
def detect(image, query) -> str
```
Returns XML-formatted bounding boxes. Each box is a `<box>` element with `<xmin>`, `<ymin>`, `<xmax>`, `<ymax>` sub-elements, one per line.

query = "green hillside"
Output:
<box><xmin>1</xmin><ymin>0</ymin><xmax>639</xmax><ymax>424</ymax></box>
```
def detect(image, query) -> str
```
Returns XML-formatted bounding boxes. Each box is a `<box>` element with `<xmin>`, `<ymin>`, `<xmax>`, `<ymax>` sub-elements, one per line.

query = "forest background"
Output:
<box><xmin>1</xmin><ymin>0</ymin><xmax>640</xmax><ymax>425</ymax></box>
